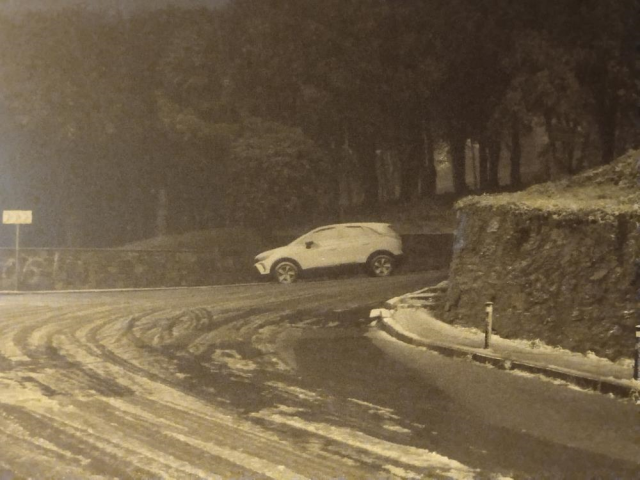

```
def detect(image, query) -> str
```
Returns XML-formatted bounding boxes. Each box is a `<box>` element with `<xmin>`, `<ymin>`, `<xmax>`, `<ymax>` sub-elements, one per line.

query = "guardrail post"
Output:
<box><xmin>484</xmin><ymin>302</ymin><xmax>493</xmax><ymax>349</ymax></box>
<box><xmin>634</xmin><ymin>325</ymin><xmax>640</xmax><ymax>381</ymax></box>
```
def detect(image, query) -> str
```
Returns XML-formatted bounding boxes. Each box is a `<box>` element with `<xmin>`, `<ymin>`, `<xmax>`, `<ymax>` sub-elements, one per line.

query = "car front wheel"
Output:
<box><xmin>273</xmin><ymin>261</ymin><xmax>299</xmax><ymax>284</ymax></box>
<box><xmin>367</xmin><ymin>253</ymin><xmax>395</xmax><ymax>277</ymax></box>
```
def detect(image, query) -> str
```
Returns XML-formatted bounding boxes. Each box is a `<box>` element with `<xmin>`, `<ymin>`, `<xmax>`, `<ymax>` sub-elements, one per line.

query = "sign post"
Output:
<box><xmin>3</xmin><ymin>210</ymin><xmax>32</xmax><ymax>291</ymax></box>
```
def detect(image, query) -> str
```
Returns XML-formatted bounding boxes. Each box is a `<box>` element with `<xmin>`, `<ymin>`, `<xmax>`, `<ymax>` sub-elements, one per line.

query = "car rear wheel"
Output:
<box><xmin>367</xmin><ymin>253</ymin><xmax>395</xmax><ymax>277</ymax></box>
<box><xmin>273</xmin><ymin>261</ymin><xmax>299</xmax><ymax>284</ymax></box>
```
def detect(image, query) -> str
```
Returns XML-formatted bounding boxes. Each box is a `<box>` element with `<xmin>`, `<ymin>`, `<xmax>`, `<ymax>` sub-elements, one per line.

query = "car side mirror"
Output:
<box><xmin>305</xmin><ymin>241</ymin><xmax>315</xmax><ymax>249</ymax></box>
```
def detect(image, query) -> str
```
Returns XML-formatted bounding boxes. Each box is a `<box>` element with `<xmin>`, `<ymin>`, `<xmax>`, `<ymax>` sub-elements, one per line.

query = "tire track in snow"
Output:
<box><xmin>0</xmin><ymin>273</ymin><xmax>448</xmax><ymax>478</ymax></box>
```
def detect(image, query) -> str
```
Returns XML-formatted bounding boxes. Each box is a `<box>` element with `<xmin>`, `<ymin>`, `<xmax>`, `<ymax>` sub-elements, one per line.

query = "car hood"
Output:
<box><xmin>254</xmin><ymin>246</ymin><xmax>287</xmax><ymax>262</ymax></box>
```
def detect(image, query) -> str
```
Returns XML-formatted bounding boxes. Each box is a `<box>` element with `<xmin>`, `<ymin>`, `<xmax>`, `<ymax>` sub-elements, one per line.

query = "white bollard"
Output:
<box><xmin>484</xmin><ymin>302</ymin><xmax>494</xmax><ymax>349</ymax></box>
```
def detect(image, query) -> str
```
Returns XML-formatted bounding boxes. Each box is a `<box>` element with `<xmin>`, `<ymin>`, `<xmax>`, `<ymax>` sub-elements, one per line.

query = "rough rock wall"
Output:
<box><xmin>0</xmin><ymin>248</ymin><xmax>251</xmax><ymax>291</ymax></box>
<box><xmin>444</xmin><ymin>206</ymin><xmax>640</xmax><ymax>360</ymax></box>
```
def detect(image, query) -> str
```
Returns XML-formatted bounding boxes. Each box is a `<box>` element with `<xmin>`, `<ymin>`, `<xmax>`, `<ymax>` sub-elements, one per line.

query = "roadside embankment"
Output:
<box><xmin>441</xmin><ymin>150</ymin><xmax>640</xmax><ymax>361</ymax></box>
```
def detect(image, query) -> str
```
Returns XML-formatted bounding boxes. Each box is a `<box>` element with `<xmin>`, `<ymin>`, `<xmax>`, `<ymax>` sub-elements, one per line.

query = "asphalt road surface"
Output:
<box><xmin>0</xmin><ymin>271</ymin><xmax>638</xmax><ymax>479</ymax></box>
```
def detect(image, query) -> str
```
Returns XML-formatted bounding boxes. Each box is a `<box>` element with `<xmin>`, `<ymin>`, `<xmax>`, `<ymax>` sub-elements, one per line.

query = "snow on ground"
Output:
<box><xmin>265</xmin><ymin>381</ymin><xmax>324</xmax><ymax>403</ymax></box>
<box><xmin>391</xmin><ymin>308</ymin><xmax>636</xmax><ymax>383</ymax></box>
<box><xmin>252</xmin><ymin>409</ymin><xmax>478</xmax><ymax>479</ymax></box>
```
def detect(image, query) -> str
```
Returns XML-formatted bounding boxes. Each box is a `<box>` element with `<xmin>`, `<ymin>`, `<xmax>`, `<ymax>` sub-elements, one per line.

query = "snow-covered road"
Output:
<box><xmin>0</xmin><ymin>271</ymin><xmax>637</xmax><ymax>479</ymax></box>
<box><xmin>0</xmin><ymin>272</ymin><xmax>474</xmax><ymax>479</ymax></box>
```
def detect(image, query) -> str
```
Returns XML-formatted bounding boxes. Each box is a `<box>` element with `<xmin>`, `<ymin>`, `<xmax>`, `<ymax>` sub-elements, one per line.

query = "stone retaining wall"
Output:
<box><xmin>0</xmin><ymin>233</ymin><xmax>452</xmax><ymax>291</ymax></box>
<box><xmin>443</xmin><ymin>206</ymin><xmax>640</xmax><ymax>360</ymax></box>
<box><xmin>0</xmin><ymin>248</ymin><xmax>251</xmax><ymax>291</ymax></box>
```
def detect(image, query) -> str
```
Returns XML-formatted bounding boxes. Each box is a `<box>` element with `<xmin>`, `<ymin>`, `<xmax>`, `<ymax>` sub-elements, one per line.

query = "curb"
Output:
<box><xmin>0</xmin><ymin>282</ymin><xmax>267</xmax><ymax>295</ymax></box>
<box><xmin>378</xmin><ymin>315</ymin><xmax>639</xmax><ymax>401</ymax></box>
<box><xmin>384</xmin><ymin>282</ymin><xmax>447</xmax><ymax>310</ymax></box>
<box><xmin>0</xmin><ymin>271</ymin><xmax>435</xmax><ymax>296</ymax></box>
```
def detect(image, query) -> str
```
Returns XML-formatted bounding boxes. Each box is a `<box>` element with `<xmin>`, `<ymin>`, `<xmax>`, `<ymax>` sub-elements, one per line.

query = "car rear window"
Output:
<box><xmin>343</xmin><ymin>226</ymin><xmax>368</xmax><ymax>238</ymax></box>
<box><xmin>366</xmin><ymin>224</ymin><xmax>400</xmax><ymax>238</ymax></box>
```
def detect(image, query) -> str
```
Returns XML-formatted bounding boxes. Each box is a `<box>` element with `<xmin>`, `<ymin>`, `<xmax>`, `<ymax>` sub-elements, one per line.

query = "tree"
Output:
<box><xmin>221</xmin><ymin>0</ymin><xmax>392</xmax><ymax>208</ymax></box>
<box><xmin>0</xmin><ymin>9</ymin><xmax>157</xmax><ymax>245</ymax></box>
<box><xmin>374</xmin><ymin>0</ymin><xmax>443</xmax><ymax>201</ymax></box>
<box><xmin>225</xmin><ymin>118</ymin><xmax>335</xmax><ymax>230</ymax></box>
<box><xmin>151</xmin><ymin>8</ymin><xmax>243</xmax><ymax>230</ymax></box>
<box><xmin>0</xmin><ymin>8</ymin><xmax>226</xmax><ymax>244</ymax></box>
<box><xmin>426</xmin><ymin>0</ymin><xmax>516</xmax><ymax>194</ymax></box>
<box><xmin>497</xmin><ymin>0</ymin><xmax>640</xmax><ymax>174</ymax></box>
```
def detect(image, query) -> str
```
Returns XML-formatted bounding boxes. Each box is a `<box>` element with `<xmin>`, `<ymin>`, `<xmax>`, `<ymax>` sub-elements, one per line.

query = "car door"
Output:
<box><xmin>340</xmin><ymin>225</ymin><xmax>374</xmax><ymax>264</ymax></box>
<box><xmin>294</xmin><ymin>227</ymin><xmax>344</xmax><ymax>269</ymax></box>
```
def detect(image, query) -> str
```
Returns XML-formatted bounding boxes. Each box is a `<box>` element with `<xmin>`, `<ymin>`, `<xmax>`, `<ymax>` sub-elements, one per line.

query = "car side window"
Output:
<box><xmin>309</xmin><ymin>228</ymin><xmax>339</xmax><ymax>243</ymax></box>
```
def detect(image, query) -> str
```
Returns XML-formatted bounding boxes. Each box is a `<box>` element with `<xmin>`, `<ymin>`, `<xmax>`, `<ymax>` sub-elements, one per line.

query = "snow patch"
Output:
<box><xmin>265</xmin><ymin>382</ymin><xmax>323</xmax><ymax>402</ymax></box>
<box><xmin>211</xmin><ymin>349</ymin><xmax>258</xmax><ymax>372</ymax></box>
<box><xmin>348</xmin><ymin>398</ymin><xmax>401</xmax><ymax>419</ymax></box>
<box><xmin>383</xmin><ymin>464</ymin><xmax>422</xmax><ymax>479</ymax></box>
<box><xmin>382</xmin><ymin>422</ymin><xmax>412</xmax><ymax>434</ymax></box>
<box><xmin>168</xmin><ymin>432</ymin><xmax>308</xmax><ymax>480</ymax></box>
<box><xmin>252</xmin><ymin>412</ymin><xmax>477</xmax><ymax>479</ymax></box>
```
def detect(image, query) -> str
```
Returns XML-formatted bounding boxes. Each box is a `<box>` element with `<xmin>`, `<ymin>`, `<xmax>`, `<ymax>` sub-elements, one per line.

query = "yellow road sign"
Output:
<box><xmin>2</xmin><ymin>210</ymin><xmax>32</xmax><ymax>225</ymax></box>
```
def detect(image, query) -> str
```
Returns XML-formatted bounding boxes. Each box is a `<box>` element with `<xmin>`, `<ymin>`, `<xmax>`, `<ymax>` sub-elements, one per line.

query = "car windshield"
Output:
<box><xmin>290</xmin><ymin>232</ymin><xmax>312</xmax><ymax>246</ymax></box>
<box><xmin>290</xmin><ymin>227</ymin><xmax>337</xmax><ymax>245</ymax></box>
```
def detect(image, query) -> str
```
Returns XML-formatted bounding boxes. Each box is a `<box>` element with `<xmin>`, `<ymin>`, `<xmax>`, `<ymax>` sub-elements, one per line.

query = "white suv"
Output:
<box><xmin>254</xmin><ymin>223</ymin><xmax>403</xmax><ymax>283</ymax></box>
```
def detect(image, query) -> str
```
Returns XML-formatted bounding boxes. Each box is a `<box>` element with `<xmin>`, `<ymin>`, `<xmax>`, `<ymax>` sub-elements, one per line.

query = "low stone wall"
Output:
<box><xmin>0</xmin><ymin>233</ymin><xmax>453</xmax><ymax>292</ymax></box>
<box><xmin>443</xmin><ymin>205</ymin><xmax>640</xmax><ymax>360</ymax></box>
<box><xmin>0</xmin><ymin>248</ymin><xmax>252</xmax><ymax>291</ymax></box>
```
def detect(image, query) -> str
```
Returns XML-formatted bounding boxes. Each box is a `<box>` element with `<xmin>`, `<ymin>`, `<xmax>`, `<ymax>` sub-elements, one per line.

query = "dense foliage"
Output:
<box><xmin>226</xmin><ymin>118</ymin><xmax>335</xmax><ymax>228</ymax></box>
<box><xmin>0</xmin><ymin>1</ymin><xmax>637</xmax><ymax>246</ymax></box>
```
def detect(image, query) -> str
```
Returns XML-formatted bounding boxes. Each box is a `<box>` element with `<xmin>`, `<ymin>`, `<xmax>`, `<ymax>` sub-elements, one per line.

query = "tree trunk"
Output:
<box><xmin>353</xmin><ymin>137</ymin><xmax>379</xmax><ymax>209</ymax></box>
<box><xmin>400</xmin><ymin>134</ymin><xmax>422</xmax><ymax>203</ymax></box>
<box><xmin>487</xmin><ymin>138</ymin><xmax>501</xmax><ymax>191</ymax></box>
<box><xmin>449</xmin><ymin>129</ymin><xmax>468</xmax><ymax>195</ymax></box>
<box><xmin>156</xmin><ymin>186</ymin><xmax>168</xmax><ymax>237</ymax></box>
<box><xmin>590</xmin><ymin>62</ymin><xmax>619</xmax><ymax>165</ymax></box>
<box><xmin>470</xmin><ymin>141</ymin><xmax>479</xmax><ymax>190</ymax></box>
<box><xmin>478</xmin><ymin>137</ymin><xmax>489</xmax><ymax>190</ymax></box>
<box><xmin>574</xmin><ymin>129</ymin><xmax>591</xmax><ymax>172</ymax></box>
<box><xmin>543</xmin><ymin>112</ymin><xmax>557</xmax><ymax>180</ymax></box>
<box><xmin>563</xmin><ymin>123</ymin><xmax>579</xmax><ymax>174</ymax></box>
<box><xmin>598</xmin><ymin>96</ymin><xmax>618</xmax><ymax>164</ymax></box>
<box><xmin>421</xmin><ymin>117</ymin><xmax>437</xmax><ymax>198</ymax></box>
<box><xmin>336</xmin><ymin>136</ymin><xmax>347</xmax><ymax>222</ymax></box>
<box><xmin>510</xmin><ymin>117</ymin><xmax>522</xmax><ymax>188</ymax></box>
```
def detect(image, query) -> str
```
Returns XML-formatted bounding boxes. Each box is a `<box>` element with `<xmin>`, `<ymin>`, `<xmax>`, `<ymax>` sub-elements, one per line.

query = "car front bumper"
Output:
<box><xmin>254</xmin><ymin>262</ymin><xmax>269</xmax><ymax>276</ymax></box>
